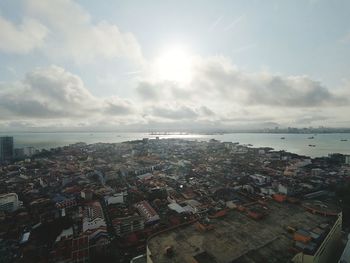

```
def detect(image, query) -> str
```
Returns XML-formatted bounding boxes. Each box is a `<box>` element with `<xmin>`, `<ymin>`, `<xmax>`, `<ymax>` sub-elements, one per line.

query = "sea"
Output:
<box><xmin>1</xmin><ymin>132</ymin><xmax>350</xmax><ymax>158</ymax></box>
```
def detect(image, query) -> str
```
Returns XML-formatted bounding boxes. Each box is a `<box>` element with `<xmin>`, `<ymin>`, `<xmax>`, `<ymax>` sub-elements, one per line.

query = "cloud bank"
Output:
<box><xmin>0</xmin><ymin>66</ymin><xmax>135</xmax><ymax>128</ymax></box>
<box><xmin>0</xmin><ymin>57</ymin><xmax>348</xmax><ymax>131</ymax></box>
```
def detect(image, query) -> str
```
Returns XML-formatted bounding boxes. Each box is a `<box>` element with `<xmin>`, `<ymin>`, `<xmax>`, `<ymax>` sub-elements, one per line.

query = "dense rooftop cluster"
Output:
<box><xmin>0</xmin><ymin>138</ymin><xmax>349</xmax><ymax>263</ymax></box>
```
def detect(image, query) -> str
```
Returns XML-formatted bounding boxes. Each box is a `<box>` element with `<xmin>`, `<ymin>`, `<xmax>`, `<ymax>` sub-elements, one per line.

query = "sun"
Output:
<box><xmin>153</xmin><ymin>45</ymin><xmax>193</xmax><ymax>83</ymax></box>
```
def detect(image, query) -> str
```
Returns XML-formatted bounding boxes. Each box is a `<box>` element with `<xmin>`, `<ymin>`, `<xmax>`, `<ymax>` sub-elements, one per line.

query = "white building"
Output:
<box><xmin>168</xmin><ymin>203</ymin><xmax>194</xmax><ymax>214</ymax></box>
<box><xmin>0</xmin><ymin>193</ymin><xmax>22</xmax><ymax>212</ymax></box>
<box><xmin>105</xmin><ymin>192</ymin><xmax>126</xmax><ymax>205</ymax></box>
<box><xmin>82</xmin><ymin>202</ymin><xmax>106</xmax><ymax>232</ymax></box>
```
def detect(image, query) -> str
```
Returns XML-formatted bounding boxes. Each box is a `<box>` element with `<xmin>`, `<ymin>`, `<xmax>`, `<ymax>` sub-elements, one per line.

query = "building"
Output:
<box><xmin>81</xmin><ymin>190</ymin><xmax>93</xmax><ymax>201</ymax></box>
<box><xmin>338</xmin><ymin>233</ymin><xmax>350</xmax><ymax>263</ymax></box>
<box><xmin>112</xmin><ymin>214</ymin><xmax>144</xmax><ymax>236</ymax></box>
<box><xmin>82</xmin><ymin>202</ymin><xmax>106</xmax><ymax>232</ymax></box>
<box><xmin>311</xmin><ymin>168</ymin><xmax>323</xmax><ymax>177</ymax></box>
<box><xmin>135</xmin><ymin>201</ymin><xmax>160</xmax><ymax>224</ymax></box>
<box><xmin>249</xmin><ymin>174</ymin><xmax>270</xmax><ymax>185</ymax></box>
<box><xmin>278</xmin><ymin>183</ymin><xmax>289</xmax><ymax>195</ymax></box>
<box><xmin>292</xmin><ymin>213</ymin><xmax>342</xmax><ymax>263</ymax></box>
<box><xmin>0</xmin><ymin>136</ymin><xmax>14</xmax><ymax>162</ymax></box>
<box><xmin>146</xmin><ymin>202</ymin><xmax>340</xmax><ymax>263</ymax></box>
<box><xmin>105</xmin><ymin>192</ymin><xmax>126</xmax><ymax>205</ymax></box>
<box><xmin>0</xmin><ymin>193</ymin><xmax>22</xmax><ymax>212</ymax></box>
<box><xmin>82</xmin><ymin>202</ymin><xmax>109</xmax><ymax>252</ymax></box>
<box><xmin>14</xmin><ymin>146</ymin><xmax>35</xmax><ymax>159</ymax></box>
<box><xmin>55</xmin><ymin>198</ymin><xmax>77</xmax><ymax>209</ymax></box>
<box><xmin>52</xmin><ymin>233</ymin><xmax>89</xmax><ymax>263</ymax></box>
<box><xmin>14</xmin><ymin>148</ymin><xmax>25</xmax><ymax>158</ymax></box>
<box><xmin>345</xmin><ymin>155</ymin><xmax>350</xmax><ymax>165</ymax></box>
<box><xmin>23</xmin><ymin>146</ymin><xmax>35</xmax><ymax>157</ymax></box>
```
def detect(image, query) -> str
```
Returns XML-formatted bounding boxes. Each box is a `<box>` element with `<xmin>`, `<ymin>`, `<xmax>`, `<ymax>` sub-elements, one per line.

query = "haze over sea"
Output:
<box><xmin>1</xmin><ymin>132</ymin><xmax>349</xmax><ymax>158</ymax></box>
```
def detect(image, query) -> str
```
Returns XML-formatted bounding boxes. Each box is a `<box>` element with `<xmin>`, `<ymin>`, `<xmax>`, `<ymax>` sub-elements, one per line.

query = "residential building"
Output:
<box><xmin>82</xmin><ymin>202</ymin><xmax>106</xmax><ymax>232</ymax></box>
<box><xmin>0</xmin><ymin>193</ymin><xmax>22</xmax><ymax>212</ymax></box>
<box><xmin>112</xmin><ymin>215</ymin><xmax>144</xmax><ymax>236</ymax></box>
<box><xmin>135</xmin><ymin>201</ymin><xmax>160</xmax><ymax>224</ymax></box>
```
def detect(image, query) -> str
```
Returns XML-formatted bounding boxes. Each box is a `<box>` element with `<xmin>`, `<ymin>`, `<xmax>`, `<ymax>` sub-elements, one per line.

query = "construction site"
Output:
<box><xmin>146</xmin><ymin>200</ymin><xmax>340</xmax><ymax>263</ymax></box>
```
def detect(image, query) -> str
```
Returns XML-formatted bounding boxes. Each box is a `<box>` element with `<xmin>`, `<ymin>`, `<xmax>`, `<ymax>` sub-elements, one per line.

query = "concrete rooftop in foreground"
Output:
<box><xmin>147</xmin><ymin>202</ymin><xmax>334</xmax><ymax>263</ymax></box>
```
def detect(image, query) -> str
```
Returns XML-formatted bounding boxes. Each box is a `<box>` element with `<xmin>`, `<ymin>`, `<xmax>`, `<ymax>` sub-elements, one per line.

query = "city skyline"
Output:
<box><xmin>1</xmin><ymin>0</ymin><xmax>350</xmax><ymax>131</ymax></box>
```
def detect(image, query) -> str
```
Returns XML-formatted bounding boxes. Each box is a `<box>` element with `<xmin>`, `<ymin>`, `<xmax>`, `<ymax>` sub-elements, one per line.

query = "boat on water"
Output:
<box><xmin>280</xmin><ymin>137</ymin><xmax>285</xmax><ymax>140</ymax></box>
<box><xmin>341</xmin><ymin>139</ymin><xmax>348</xmax><ymax>141</ymax></box>
<box><xmin>308</xmin><ymin>136</ymin><xmax>314</xmax><ymax>139</ymax></box>
<box><xmin>308</xmin><ymin>144</ymin><xmax>316</xmax><ymax>147</ymax></box>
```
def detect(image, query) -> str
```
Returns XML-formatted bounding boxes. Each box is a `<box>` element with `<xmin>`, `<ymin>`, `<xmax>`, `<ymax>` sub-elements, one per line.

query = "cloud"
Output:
<box><xmin>104</xmin><ymin>97</ymin><xmax>135</xmax><ymax>115</ymax></box>
<box><xmin>0</xmin><ymin>16</ymin><xmax>48</xmax><ymax>53</ymax></box>
<box><xmin>199</xmin><ymin>106</ymin><xmax>215</xmax><ymax>116</ymax></box>
<box><xmin>0</xmin><ymin>0</ymin><xmax>143</xmax><ymax>64</ymax></box>
<box><xmin>0</xmin><ymin>56</ymin><xmax>348</xmax><ymax>130</ymax></box>
<box><xmin>25</xmin><ymin>0</ymin><xmax>143</xmax><ymax>63</ymax></box>
<box><xmin>0</xmin><ymin>65</ymin><xmax>135</xmax><ymax>122</ymax></box>
<box><xmin>135</xmin><ymin>55</ymin><xmax>348</xmax><ymax>127</ymax></box>
<box><xmin>150</xmin><ymin>105</ymin><xmax>199</xmax><ymax>120</ymax></box>
<box><xmin>295</xmin><ymin>115</ymin><xmax>330</xmax><ymax>125</ymax></box>
<box><xmin>137</xmin><ymin>81</ymin><xmax>162</xmax><ymax>101</ymax></box>
<box><xmin>245</xmin><ymin>75</ymin><xmax>346</xmax><ymax>107</ymax></box>
<box><xmin>190</xmin><ymin>56</ymin><xmax>346</xmax><ymax>107</ymax></box>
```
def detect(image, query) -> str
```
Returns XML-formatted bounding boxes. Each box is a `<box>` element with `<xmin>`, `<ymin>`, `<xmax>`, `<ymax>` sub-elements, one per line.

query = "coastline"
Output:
<box><xmin>1</xmin><ymin>132</ymin><xmax>349</xmax><ymax>159</ymax></box>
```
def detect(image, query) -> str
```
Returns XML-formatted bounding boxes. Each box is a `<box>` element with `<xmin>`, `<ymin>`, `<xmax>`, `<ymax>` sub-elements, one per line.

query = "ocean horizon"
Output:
<box><xmin>1</xmin><ymin>132</ymin><xmax>349</xmax><ymax>158</ymax></box>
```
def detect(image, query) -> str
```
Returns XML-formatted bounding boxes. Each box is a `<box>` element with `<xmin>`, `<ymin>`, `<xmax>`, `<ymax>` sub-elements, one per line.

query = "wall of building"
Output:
<box><xmin>146</xmin><ymin>246</ymin><xmax>154</xmax><ymax>263</ymax></box>
<box><xmin>114</xmin><ymin>215</ymin><xmax>144</xmax><ymax>236</ymax></box>
<box><xmin>0</xmin><ymin>137</ymin><xmax>14</xmax><ymax>161</ymax></box>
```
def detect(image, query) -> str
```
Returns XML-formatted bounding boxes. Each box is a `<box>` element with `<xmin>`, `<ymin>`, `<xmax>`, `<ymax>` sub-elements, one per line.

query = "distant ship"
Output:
<box><xmin>340</xmin><ymin>139</ymin><xmax>348</xmax><ymax>141</ymax></box>
<box><xmin>308</xmin><ymin>136</ymin><xmax>314</xmax><ymax>139</ymax></box>
<box><xmin>308</xmin><ymin>144</ymin><xmax>316</xmax><ymax>147</ymax></box>
<box><xmin>280</xmin><ymin>137</ymin><xmax>285</xmax><ymax>140</ymax></box>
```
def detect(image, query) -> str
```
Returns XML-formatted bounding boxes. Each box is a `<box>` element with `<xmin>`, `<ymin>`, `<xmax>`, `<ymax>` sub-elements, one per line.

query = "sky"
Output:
<box><xmin>0</xmin><ymin>0</ymin><xmax>350</xmax><ymax>131</ymax></box>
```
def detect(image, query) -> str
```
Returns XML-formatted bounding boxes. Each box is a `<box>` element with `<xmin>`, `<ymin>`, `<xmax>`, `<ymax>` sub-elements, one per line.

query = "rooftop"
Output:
<box><xmin>147</xmin><ymin>202</ymin><xmax>335</xmax><ymax>263</ymax></box>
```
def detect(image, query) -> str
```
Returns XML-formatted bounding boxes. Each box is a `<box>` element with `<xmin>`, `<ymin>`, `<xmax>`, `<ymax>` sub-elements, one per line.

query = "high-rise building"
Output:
<box><xmin>0</xmin><ymin>136</ymin><xmax>14</xmax><ymax>162</ymax></box>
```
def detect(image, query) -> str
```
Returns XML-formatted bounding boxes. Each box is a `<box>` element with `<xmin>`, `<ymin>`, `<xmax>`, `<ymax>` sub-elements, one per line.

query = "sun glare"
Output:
<box><xmin>153</xmin><ymin>45</ymin><xmax>193</xmax><ymax>83</ymax></box>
